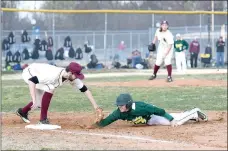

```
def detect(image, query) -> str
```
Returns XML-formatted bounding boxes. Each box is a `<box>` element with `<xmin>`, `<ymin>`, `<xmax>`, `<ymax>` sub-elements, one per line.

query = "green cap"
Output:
<box><xmin>115</xmin><ymin>93</ymin><xmax>133</xmax><ymax>106</ymax></box>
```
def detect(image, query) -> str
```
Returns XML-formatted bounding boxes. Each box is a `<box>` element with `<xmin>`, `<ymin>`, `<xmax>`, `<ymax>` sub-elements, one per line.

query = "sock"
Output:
<box><xmin>40</xmin><ymin>92</ymin><xmax>53</xmax><ymax>121</ymax></box>
<box><xmin>166</xmin><ymin>64</ymin><xmax>172</xmax><ymax>77</ymax></box>
<box><xmin>153</xmin><ymin>64</ymin><xmax>160</xmax><ymax>75</ymax></box>
<box><xmin>22</xmin><ymin>101</ymin><xmax>33</xmax><ymax>114</ymax></box>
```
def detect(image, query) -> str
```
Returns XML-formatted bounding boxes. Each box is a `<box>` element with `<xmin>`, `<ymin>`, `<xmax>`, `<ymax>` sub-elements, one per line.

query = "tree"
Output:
<box><xmin>1</xmin><ymin>1</ymin><xmax>20</xmax><ymax>30</ymax></box>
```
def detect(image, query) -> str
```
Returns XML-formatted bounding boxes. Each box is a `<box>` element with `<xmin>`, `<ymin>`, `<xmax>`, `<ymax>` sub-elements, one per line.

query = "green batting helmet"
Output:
<box><xmin>115</xmin><ymin>93</ymin><xmax>133</xmax><ymax>109</ymax></box>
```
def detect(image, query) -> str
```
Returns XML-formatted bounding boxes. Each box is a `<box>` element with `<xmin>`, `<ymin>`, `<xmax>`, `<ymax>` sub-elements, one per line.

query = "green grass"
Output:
<box><xmin>2</xmin><ymin>77</ymin><xmax>227</xmax><ymax>112</ymax></box>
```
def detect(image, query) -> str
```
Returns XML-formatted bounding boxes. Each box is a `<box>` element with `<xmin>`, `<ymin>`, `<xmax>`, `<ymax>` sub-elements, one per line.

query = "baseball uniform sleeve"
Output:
<box><xmin>74</xmin><ymin>79</ymin><xmax>84</xmax><ymax>89</ymax></box>
<box><xmin>96</xmin><ymin>110</ymin><xmax>120</xmax><ymax>127</ymax></box>
<box><xmin>184</xmin><ymin>40</ymin><xmax>189</xmax><ymax>50</ymax></box>
<box><xmin>154</xmin><ymin>28</ymin><xmax>160</xmax><ymax>39</ymax></box>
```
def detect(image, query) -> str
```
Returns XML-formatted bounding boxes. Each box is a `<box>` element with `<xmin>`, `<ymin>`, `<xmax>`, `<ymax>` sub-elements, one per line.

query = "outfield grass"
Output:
<box><xmin>2</xmin><ymin>74</ymin><xmax>227</xmax><ymax>112</ymax></box>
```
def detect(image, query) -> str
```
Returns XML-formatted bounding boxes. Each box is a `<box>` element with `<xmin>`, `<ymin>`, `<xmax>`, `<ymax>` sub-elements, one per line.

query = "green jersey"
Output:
<box><xmin>174</xmin><ymin>40</ymin><xmax>189</xmax><ymax>52</ymax></box>
<box><xmin>96</xmin><ymin>101</ymin><xmax>174</xmax><ymax>127</ymax></box>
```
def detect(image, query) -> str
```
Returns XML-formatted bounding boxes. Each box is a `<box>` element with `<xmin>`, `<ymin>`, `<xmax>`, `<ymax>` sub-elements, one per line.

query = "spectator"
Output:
<box><xmin>174</xmin><ymin>33</ymin><xmax>189</xmax><ymax>73</ymax></box>
<box><xmin>189</xmin><ymin>37</ymin><xmax>200</xmax><ymax>68</ymax></box>
<box><xmin>84</xmin><ymin>41</ymin><xmax>94</xmax><ymax>64</ymax></box>
<box><xmin>216</xmin><ymin>36</ymin><xmax>225</xmax><ymax>69</ymax></box>
<box><xmin>115</xmin><ymin>41</ymin><xmax>126</xmax><ymax>62</ymax></box>
<box><xmin>201</xmin><ymin>44</ymin><xmax>212</xmax><ymax>68</ymax></box>
<box><xmin>145</xmin><ymin>51</ymin><xmax>154</xmax><ymax>69</ymax></box>
<box><xmin>131</xmin><ymin>50</ymin><xmax>142</xmax><ymax>68</ymax></box>
<box><xmin>87</xmin><ymin>54</ymin><xmax>98</xmax><ymax>69</ymax></box>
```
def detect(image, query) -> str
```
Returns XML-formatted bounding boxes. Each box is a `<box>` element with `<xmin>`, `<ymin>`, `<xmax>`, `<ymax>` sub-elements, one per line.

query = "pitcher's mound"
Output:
<box><xmin>25</xmin><ymin>124</ymin><xmax>61</xmax><ymax>130</ymax></box>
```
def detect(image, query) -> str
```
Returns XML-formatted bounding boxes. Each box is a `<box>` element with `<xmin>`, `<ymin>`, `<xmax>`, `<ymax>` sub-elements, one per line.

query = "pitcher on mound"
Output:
<box><xmin>148</xmin><ymin>20</ymin><xmax>174</xmax><ymax>82</ymax></box>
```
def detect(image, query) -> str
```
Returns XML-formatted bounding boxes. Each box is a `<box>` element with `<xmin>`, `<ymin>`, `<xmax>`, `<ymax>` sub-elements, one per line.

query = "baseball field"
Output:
<box><xmin>1</xmin><ymin>69</ymin><xmax>227</xmax><ymax>150</ymax></box>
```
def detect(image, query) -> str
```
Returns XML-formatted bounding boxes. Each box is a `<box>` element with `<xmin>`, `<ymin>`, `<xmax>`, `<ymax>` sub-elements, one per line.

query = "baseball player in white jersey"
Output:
<box><xmin>16</xmin><ymin>62</ymin><xmax>103</xmax><ymax>124</ymax></box>
<box><xmin>149</xmin><ymin>21</ymin><xmax>174</xmax><ymax>82</ymax></box>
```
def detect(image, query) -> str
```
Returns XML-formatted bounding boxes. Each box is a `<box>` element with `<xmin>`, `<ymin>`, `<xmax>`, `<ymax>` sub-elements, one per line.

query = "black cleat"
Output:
<box><xmin>148</xmin><ymin>74</ymin><xmax>156</xmax><ymax>80</ymax></box>
<box><xmin>167</xmin><ymin>76</ymin><xmax>173</xmax><ymax>82</ymax></box>
<box><xmin>38</xmin><ymin>118</ymin><xmax>50</xmax><ymax>124</ymax></box>
<box><xmin>16</xmin><ymin>108</ymin><xmax>30</xmax><ymax>123</ymax></box>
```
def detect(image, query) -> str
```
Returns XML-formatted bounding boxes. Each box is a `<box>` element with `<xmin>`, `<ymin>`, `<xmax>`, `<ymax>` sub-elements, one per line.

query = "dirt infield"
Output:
<box><xmin>87</xmin><ymin>79</ymin><xmax>227</xmax><ymax>87</ymax></box>
<box><xmin>2</xmin><ymin>71</ymin><xmax>227</xmax><ymax>150</ymax></box>
<box><xmin>1</xmin><ymin>111</ymin><xmax>227</xmax><ymax>150</ymax></box>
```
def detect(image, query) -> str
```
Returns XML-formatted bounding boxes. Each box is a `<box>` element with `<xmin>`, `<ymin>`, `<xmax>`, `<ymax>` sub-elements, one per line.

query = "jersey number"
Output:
<box><xmin>175</xmin><ymin>43</ymin><xmax>183</xmax><ymax>50</ymax></box>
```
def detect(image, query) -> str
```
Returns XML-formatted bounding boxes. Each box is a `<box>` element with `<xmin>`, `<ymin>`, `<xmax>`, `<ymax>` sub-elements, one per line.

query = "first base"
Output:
<box><xmin>25</xmin><ymin>124</ymin><xmax>61</xmax><ymax>130</ymax></box>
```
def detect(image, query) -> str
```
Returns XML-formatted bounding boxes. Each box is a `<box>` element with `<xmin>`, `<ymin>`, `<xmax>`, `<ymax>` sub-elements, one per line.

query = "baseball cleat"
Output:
<box><xmin>148</xmin><ymin>74</ymin><xmax>156</xmax><ymax>80</ymax></box>
<box><xmin>38</xmin><ymin>118</ymin><xmax>50</xmax><ymax>124</ymax></box>
<box><xmin>167</xmin><ymin>76</ymin><xmax>173</xmax><ymax>82</ymax></box>
<box><xmin>197</xmin><ymin>110</ymin><xmax>208</xmax><ymax>121</ymax></box>
<box><xmin>16</xmin><ymin>108</ymin><xmax>30</xmax><ymax>123</ymax></box>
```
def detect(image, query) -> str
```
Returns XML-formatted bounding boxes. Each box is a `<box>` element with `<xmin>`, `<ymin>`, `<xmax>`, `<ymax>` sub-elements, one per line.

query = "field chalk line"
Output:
<box><xmin>50</xmin><ymin>129</ymin><xmax>193</xmax><ymax>147</ymax></box>
<box><xmin>2</xmin><ymin>69</ymin><xmax>227</xmax><ymax>81</ymax></box>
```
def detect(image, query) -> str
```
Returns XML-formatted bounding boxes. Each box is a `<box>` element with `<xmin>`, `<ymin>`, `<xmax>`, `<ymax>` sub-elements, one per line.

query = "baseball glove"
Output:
<box><xmin>148</xmin><ymin>43</ymin><xmax>156</xmax><ymax>52</ymax></box>
<box><xmin>94</xmin><ymin>107</ymin><xmax>104</xmax><ymax>123</ymax></box>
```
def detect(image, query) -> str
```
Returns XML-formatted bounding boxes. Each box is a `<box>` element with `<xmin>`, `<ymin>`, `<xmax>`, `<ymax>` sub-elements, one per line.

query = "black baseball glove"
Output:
<box><xmin>148</xmin><ymin>43</ymin><xmax>156</xmax><ymax>52</ymax></box>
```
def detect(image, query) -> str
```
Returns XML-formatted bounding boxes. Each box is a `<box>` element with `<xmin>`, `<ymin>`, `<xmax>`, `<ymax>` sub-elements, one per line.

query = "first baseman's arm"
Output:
<box><xmin>74</xmin><ymin>79</ymin><xmax>99</xmax><ymax>110</ymax></box>
<box><xmin>28</xmin><ymin>80</ymin><xmax>36</xmax><ymax>103</ymax></box>
<box><xmin>145</xmin><ymin>104</ymin><xmax>174</xmax><ymax>121</ymax></box>
<box><xmin>28</xmin><ymin>76</ymin><xmax>39</xmax><ymax>105</ymax></box>
<box><xmin>84</xmin><ymin>90</ymin><xmax>98</xmax><ymax>109</ymax></box>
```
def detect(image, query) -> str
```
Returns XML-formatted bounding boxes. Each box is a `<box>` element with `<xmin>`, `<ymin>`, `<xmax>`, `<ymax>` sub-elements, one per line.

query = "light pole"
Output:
<box><xmin>211</xmin><ymin>0</ymin><xmax>215</xmax><ymax>58</ymax></box>
<box><xmin>104</xmin><ymin>13</ymin><xmax>107</xmax><ymax>65</ymax></box>
<box><xmin>52</xmin><ymin>1</ymin><xmax>56</xmax><ymax>55</ymax></box>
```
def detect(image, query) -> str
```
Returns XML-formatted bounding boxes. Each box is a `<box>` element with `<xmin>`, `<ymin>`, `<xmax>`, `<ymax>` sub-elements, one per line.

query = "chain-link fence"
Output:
<box><xmin>1</xmin><ymin>9</ymin><xmax>227</xmax><ymax>67</ymax></box>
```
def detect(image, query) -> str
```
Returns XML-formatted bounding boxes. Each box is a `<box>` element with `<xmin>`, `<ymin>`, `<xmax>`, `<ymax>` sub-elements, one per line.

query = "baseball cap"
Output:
<box><xmin>115</xmin><ymin>93</ymin><xmax>133</xmax><ymax>106</ymax></box>
<box><xmin>176</xmin><ymin>33</ymin><xmax>181</xmax><ymax>37</ymax></box>
<box><xmin>68</xmin><ymin>62</ymin><xmax>84</xmax><ymax>80</ymax></box>
<box><xmin>161</xmin><ymin>20</ymin><xmax>169</xmax><ymax>25</ymax></box>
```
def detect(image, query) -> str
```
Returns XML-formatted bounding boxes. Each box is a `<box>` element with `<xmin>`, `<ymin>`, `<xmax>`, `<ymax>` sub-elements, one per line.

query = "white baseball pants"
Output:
<box><xmin>155</xmin><ymin>46</ymin><xmax>174</xmax><ymax>66</ymax></box>
<box><xmin>22</xmin><ymin>67</ymin><xmax>54</xmax><ymax>107</ymax></box>
<box><xmin>175</xmin><ymin>51</ymin><xmax>187</xmax><ymax>73</ymax></box>
<box><xmin>147</xmin><ymin>108</ymin><xmax>201</xmax><ymax>126</ymax></box>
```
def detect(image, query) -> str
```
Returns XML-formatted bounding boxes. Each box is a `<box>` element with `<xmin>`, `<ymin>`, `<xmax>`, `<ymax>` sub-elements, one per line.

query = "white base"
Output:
<box><xmin>25</xmin><ymin>124</ymin><xmax>61</xmax><ymax>130</ymax></box>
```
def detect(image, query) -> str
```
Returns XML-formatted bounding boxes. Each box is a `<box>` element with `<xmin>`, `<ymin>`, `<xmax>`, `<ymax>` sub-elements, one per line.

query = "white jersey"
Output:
<box><xmin>155</xmin><ymin>28</ymin><xmax>174</xmax><ymax>49</ymax></box>
<box><xmin>22</xmin><ymin>63</ymin><xmax>84</xmax><ymax>92</ymax></box>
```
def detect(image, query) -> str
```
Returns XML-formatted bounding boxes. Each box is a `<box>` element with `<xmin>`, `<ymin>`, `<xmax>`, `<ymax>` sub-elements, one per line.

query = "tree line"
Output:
<box><xmin>1</xmin><ymin>1</ymin><xmax>227</xmax><ymax>30</ymax></box>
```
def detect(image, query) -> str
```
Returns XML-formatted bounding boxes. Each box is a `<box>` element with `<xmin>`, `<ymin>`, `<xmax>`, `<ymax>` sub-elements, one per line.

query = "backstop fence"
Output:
<box><xmin>1</xmin><ymin>8</ymin><xmax>227</xmax><ymax>66</ymax></box>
